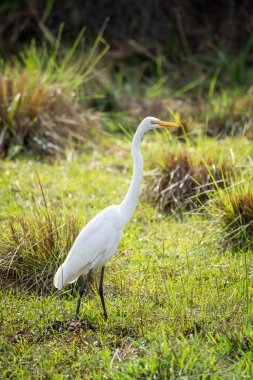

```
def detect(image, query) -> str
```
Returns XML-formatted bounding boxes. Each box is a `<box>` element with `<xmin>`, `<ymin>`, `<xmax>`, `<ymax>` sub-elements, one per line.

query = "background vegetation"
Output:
<box><xmin>0</xmin><ymin>1</ymin><xmax>253</xmax><ymax>378</ymax></box>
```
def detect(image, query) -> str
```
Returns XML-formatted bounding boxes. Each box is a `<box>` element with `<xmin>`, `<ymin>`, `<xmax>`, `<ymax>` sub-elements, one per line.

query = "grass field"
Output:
<box><xmin>1</xmin><ymin>36</ymin><xmax>253</xmax><ymax>379</ymax></box>
<box><xmin>1</xmin><ymin>134</ymin><xmax>253</xmax><ymax>379</ymax></box>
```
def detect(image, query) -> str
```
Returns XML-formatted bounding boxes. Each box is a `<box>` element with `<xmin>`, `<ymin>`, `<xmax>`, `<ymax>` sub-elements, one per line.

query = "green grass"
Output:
<box><xmin>1</xmin><ymin>135</ymin><xmax>253</xmax><ymax>378</ymax></box>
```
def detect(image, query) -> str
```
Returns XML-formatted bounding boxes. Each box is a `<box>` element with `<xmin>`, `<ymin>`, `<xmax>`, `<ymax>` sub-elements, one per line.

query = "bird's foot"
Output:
<box><xmin>68</xmin><ymin>319</ymin><xmax>96</xmax><ymax>332</ymax></box>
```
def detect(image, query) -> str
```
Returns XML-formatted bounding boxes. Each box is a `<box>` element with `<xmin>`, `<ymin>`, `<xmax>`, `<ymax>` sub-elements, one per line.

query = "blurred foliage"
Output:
<box><xmin>0</xmin><ymin>0</ymin><xmax>252</xmax><ymax>61</ymax></box>
<box><xmin>0</xmin><ymin>27</ymin><xmax>108</xmax><ymax>158</ymax></box>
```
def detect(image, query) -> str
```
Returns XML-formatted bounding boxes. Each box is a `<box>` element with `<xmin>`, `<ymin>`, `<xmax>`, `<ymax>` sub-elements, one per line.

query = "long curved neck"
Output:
<box><xmin>118</xmin><ymin>127</ymin><xmax>145</xmax><ymax>227</ymax></box>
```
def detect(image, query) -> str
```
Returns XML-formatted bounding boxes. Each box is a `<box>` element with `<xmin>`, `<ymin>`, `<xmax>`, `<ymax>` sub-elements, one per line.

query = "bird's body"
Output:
<box><xmin>54</xmin><ymin>117</ymin><xmax>179</xmax><ymax>319</ymax></box>
<box><xmin>54</xmin><ymin>205</ymin><xmax>123</xmax><ymax>289</ymax></box>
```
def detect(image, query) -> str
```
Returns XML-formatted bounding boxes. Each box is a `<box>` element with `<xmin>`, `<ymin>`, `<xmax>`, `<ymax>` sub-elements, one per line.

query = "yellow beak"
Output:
<box><xmin>155</xmin><ymin>119</ymin><xmax>180</xmax><ymax>128</ymax></box>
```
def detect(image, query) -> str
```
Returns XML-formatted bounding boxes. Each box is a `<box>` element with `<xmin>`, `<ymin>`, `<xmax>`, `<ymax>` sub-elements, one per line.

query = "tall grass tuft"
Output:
<box><xmin>207</xmin><ymin>179</ymin><xmax>253</xmax><ymax>249</ymax></box>
<box><xmin>146</xmin><ymin>148</ymin><xmax>235</xmax><ymax>213</ymax></box>
<box><xmin>0</xmin><ymin>195</ymin><xmax>81</xmax><ymax>293</ymax></box>
<box><xmin>0</xmin><ymin>26</ymin><xmax>109</xmax><ymax>157</ymax></box>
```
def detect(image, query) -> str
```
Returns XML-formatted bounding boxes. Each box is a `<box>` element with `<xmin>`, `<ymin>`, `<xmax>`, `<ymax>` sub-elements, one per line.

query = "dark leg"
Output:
<box><xmin>75</xmin><ymin>269</ymin><xmax>93</xmax><ymax>319</ymax></box>
<box><xmin>99</xmin><ymin>266</ymin><xmax>108</xmax><ymax>320</ymax></box>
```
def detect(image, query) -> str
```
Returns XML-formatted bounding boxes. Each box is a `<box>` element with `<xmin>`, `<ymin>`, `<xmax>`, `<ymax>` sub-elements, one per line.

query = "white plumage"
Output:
<box><xmin>54</xmin><ymin>117</ymin><xmax>179</xmax><ymax>319</ymax></box>
<box><xmin>54</xmin><ymin>206</ymin><xmax>123</xmax><ymax>289</ymax></box>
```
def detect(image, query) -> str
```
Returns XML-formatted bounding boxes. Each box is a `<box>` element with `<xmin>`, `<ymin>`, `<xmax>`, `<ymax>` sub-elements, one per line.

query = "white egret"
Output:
<box><xmin>54</xmin><ymin>116</ymin><xmax>179</xmax><ymax>319</ymax></box>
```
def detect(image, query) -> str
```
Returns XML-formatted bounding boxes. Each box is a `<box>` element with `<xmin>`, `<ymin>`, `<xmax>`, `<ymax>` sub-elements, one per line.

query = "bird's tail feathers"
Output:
<box><xmin>54</xmin><ymin>264</ymin><xmax>65</xmax><ymax>290</ymax></box>
<box><xmin>54</xmin><ymin>263</ymin><xmax>82</xmax><ymax>289</ymax></box>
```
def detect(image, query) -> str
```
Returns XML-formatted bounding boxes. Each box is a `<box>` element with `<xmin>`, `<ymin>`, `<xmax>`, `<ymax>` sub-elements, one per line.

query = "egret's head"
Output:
<box><xmin>140</xmin><ymin>116</ymin><xmax>179</xmax><ymax>131</ymax></box>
